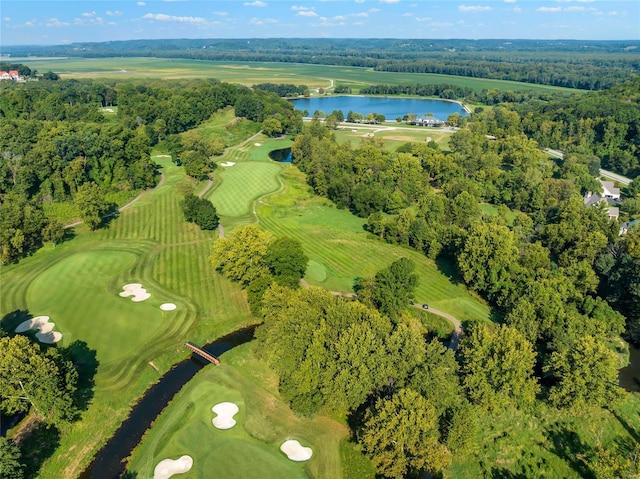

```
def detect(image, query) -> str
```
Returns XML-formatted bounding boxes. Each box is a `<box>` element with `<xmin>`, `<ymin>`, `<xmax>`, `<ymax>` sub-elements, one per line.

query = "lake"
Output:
<box><xmin>290</xmin><ymin>96</ymin><xmax>468</xmax><ymax>121</ymax></box>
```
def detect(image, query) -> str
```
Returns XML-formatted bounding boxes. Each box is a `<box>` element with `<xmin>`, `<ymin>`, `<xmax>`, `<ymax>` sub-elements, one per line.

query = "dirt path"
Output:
<box><xmin>198</xmin><ymin>178</ymin><xmax>214</xmax><ymax>198</ymax></box>
<box><xmin>299</xmin><ymin>280</ymin><xmax>463</xmax><ymax>350</ymax></box>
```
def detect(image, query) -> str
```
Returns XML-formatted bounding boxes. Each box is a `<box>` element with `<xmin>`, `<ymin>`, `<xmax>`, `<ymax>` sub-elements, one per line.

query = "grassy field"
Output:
<box><xmin>127</xmin><ymin>343</ymin><xmax>348</xmax><ymax>479</ymax></box>
<box><xmin>0</xmin><ymin>132</ymin><xmax>257</xmax><ymax>477</ymax></box>
<box><xmin>13</xmin><ymin>57</ymin><xmax>580</xmax><ymax>93</ymax></box>
<box><xmin>333</xmin><ymin>125</ymin><xmax>452</xmax><ymax>150</ymax></box>
<box><xmin>205</xmin><ymin>135</ymin><xmax>490</xmax><ymax>323</ymax></box>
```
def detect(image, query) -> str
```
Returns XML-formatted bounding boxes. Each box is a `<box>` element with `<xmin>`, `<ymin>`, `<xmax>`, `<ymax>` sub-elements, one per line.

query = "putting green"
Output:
<box><xmin>305</xmin><ymin>260</ymin><xmax>327</xmax><ymax>283</ymax></box>
<box><xmin>26</xmin><ymin>249</ymin><xmax>175</xmax><ymax>364</ymax></box>
<box><xmin>211</xmin><ymin>162</ymin><xmax>283</xmax><ymax>217</ymax></box>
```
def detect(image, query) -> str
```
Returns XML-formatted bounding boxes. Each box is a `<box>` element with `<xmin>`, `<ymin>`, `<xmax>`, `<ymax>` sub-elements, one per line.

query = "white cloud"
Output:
<box><xmin>292</xmin><ymin>5</ymin><xmax>313</xmax><ymax>10</ymax></box>
<box><xmin>244</xmin><ymin>1</ymin><xmax>267</xmax><ymax>6</ymax></box>
<box><xmin>46</xmin><ymin>18</ymin><xmax>70</xmax><ymax>27</ymax></box>
<box><xmin>513</xmin><ymin>6</ymin><xmax>522</xmax><ymax>12</ymax></box>
<box><xmin>402</xmin><ymin>12</ymin><xmax>413</xmax><ymax>16</ymax></box>
<box><xmin>415</xmin><ymin>16</ymin><xmax>432</xmax><ymax>21</ymax></box>
<box><xmin>249</xmin><ymin>17</ymin><xmax>278</xmax><ymax>25</ymax></box>
<box><xmin>504</xmin><ymin>0</ymin><xmax>516</xmax><ymax>3</ymax></box>
<box><xmin>355</xmin><ymin>0</ymin><xmax>366</xmax><ymax>3</ymax></box>
<box><xmin>106</xmin><ymin>11</ymin><xmax>123</xmax><ymax>16</ymax></box>
<box><xmin>137</xmin><ymin>2</ymin><xmax>146</xmax><ymax>6</ymax></box>
<box><xmin>82</xmin><ymin>11</ymin><xmax>96</xmax><ymax>17</ymax></box>
<box><xmin>608</xmin><ymin>10</ymin><xmax>618</xmax><ymax>15</ymax></box>
<box><xmin>537</xmin><ymin>6</ymin><xmax>562</xmax><ymax>12</ymax></box>
<box><xmin>380</xmin><ymin>0</ymin><xmax>400</xmax><ymax>3</ymax></box>
<box><xmin>4</xmin><ymin>17</ymin><xmax>11</xmax><ymax>22</ymax></box>
<box><xmin>298</xmin><ymin>10</ymin><xmax>319</xmax><ymax>16</ymax></box>
<box><xmin>369</xmin><ymin>8</ymin><xmax>381</xmax><ymax>13</ymax></box>
<box><xmin>459</xmin><ymin>5</ymin><xmax>492</xmax><ymax>12</ymax></box>
<box><xmin>429</xmin><ymin>21</ymin><xmax>453</xmax><ymax>27</ymax></box>
<box><xmin>143</xmin><ymin>13</ymin><xmax>207</xmax><ymax>24</ymax></box>
<box><xmin>213</xmin><ymin>11</ymin><xmax>228</xmax><ymax>16</ymax></box>
<box><xmin>565</xmin><ymin>6</ymin><xmax>585</xmax><ymax>11</ymax></box>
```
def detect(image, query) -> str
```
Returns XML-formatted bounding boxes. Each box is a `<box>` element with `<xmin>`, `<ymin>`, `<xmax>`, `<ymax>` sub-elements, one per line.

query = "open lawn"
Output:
<box><xmin>13</xmin><ymin>57</ymin><xmax>580</xmax><ymax>93</ymax></box>
<box><xmin>1</xmin><ymin>144</ymin><xmax>256</xmax><ymax>477</ymax></box>
<box><xmin>127</xmin><ymin>343</ymin><xmax>348</xmax><ymax>479</ymax></box>
<box><xmin>206</xmin><ymin>135</ymin><xmax>490</xmax><ymax>323</ymax></box>
<box><xmin>333</xmin><ymin>125</ymin><xmax>452</xmax><ymax>150</ymax></box>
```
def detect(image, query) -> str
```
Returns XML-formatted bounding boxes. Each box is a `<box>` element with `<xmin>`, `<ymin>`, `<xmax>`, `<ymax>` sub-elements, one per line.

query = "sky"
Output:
<box><xmin>1</xmin><ymin>0</ymin><xmax>639</xmax><ymax>46</ymax></box>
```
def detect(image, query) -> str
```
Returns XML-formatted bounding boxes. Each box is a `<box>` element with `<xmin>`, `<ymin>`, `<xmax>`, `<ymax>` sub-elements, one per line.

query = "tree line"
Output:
<box><xmin>0</xmin><ymin>78</ymin><xmax>302</xmax><ymax>264</ymax></box>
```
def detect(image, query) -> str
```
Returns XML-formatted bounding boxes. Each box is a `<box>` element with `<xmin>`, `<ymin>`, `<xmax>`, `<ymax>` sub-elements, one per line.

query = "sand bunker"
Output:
<box><xmin>254</xmin><ymin>142</ymin><xmax>261</xmax><ymax>146</ymax></box>
<box><xmin>119</xmin><ymin>283</ymin><xmax>151</xmax><ymax>302</ymax></box>
<box><xmin>15</xmin><ymin>316</ymin><xmax>62</xmax><ymax>344</ymax></box>
<box><xmin>160</xmin><ymin>303</ymin><xmax>177</xmax><ymax>311</ymax></box>
<box><xmin>153</xmin><ymin>455</ymin><xmax>193</xmax><ymax>479</ymax></box>
<box><xmin>220</xmin><ymin>161</ymin><xmax>236</xmax><ymax>167</ymax></box>
<box><xmin>280</xmin><ymin>440</ymin><xmax>313</xmax><ymax>461</ymax></box>
<box><xmin>156</xmin><ymin>154</ymin><xmax>171</xmax><ymax>158</ymax></box>
<box><xmin>212</xmin><ymin>402</ymin><xmax>239</xmax><ymax>430</ymax></box>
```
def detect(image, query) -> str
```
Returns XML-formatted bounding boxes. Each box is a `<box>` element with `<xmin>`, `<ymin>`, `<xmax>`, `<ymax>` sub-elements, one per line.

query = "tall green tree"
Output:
<box><xmin>74</xmin><ymin>182</ymin><xmax>111</xmax><ymax>230</ymax></box>
<box><xmin>263</xmin><ymin>237</ymin><xmax>308</xmax><ymax>288</ymax></box>
<box><xmin>362</xmin><ymin>257</ymin><xmax>419</xmax><ymax>320</ymax></box>
<box><xmin>544</xmin><ymin>335</ymin><xmax>622</xmax><ymax>409</ymax></box>
<box><xmin>0</xmin><ymin>437</ymin><xmax>24</xmax><ymax>479</ymax></box>
<box><xmin>360</xmin><ymin>389</ymin><xmax>452</xmax><ymax>479</ymax></box>
<box><xmin>0</xmin><ymin>335</ymin><xmax>78</xmax><ymax>424</ymax></box>
<box><xmin>210</xmin><ymin>224</ymin><xmax>274</xmax><ymax>285</ymax></box>
<box><xmin>459</xmin><ymin>323</ymin><xmax>539</xmax><ymax>412</ymax></box>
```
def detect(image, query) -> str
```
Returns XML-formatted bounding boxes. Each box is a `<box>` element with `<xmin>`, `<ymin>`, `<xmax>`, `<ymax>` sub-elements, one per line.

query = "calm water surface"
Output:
<box><xmin>290</xmin><ymin>95</ymin><xmax>468</xmax><ymax>121</ymax></box>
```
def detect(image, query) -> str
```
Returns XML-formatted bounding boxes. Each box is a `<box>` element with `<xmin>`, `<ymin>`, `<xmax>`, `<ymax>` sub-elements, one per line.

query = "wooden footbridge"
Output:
<box><xmin>184</xmin><ymin>342</ymin><xmax>220</xmax><ymax>365</ymax></box>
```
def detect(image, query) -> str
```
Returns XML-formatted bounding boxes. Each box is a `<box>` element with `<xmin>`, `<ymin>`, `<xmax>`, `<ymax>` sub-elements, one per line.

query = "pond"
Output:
<box><xmin>619</xmin><ymin>342</ymin><xmax>640</xmax><ymax>392</ymax></box>
<box><xmin>290</xmin><ymin>95</ymin><xmax>468</xmax><ymax>121</ymax></box>
<box><xmin>268</xmin><ymin>148</ymin><xmax>292</xmax><ymax>163</ymax></box>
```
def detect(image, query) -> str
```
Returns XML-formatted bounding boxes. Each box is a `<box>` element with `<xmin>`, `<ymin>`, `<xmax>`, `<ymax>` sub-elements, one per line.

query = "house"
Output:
<box><xmin>0</xmin><ymin>71</ymin><xmax>11</xmax><ymax>80</ymax></box>
<box><xmin>599</xmin><ymin>178</ymin><xmax>620</xmax><ymax>201</ymax></box>
<box><xmin>620</xmin><ymin>219</ymin><xmax>638</xmax><ymax>236</ymax></box>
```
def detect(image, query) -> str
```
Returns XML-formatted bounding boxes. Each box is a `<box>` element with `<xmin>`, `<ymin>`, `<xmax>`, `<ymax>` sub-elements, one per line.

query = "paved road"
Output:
<box><xmin>542</xmin><ymin>148</ymin><xmax>633</xmax><ymax>185</ymax></box>
<box><xmin>411</xmin><ymin>303</ymin><xmax>463</xmax><ymax>350</ymax></box>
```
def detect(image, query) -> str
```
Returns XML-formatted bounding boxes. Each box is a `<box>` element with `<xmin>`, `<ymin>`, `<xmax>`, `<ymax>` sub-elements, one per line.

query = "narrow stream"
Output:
<box><xmin>619</xmin><ymin>342</ymin><xmax>640</xmax><ymax>392</ymax></box>
<box><xmin>78</xmin><ymin>326</ymin><xmax>256</xmax><ymax>479</ymax></box>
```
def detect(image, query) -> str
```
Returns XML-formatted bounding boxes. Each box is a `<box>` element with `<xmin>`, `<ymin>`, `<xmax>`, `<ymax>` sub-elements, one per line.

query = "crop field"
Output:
<box><xmin>127</xmin><ymin>343</ymin><xmax>347</xmax><ymax>479</ymax></box>
<box><xmin>13</xmin><ymin>56</ymin><xmax>579</xmax><ymax>93</ymax></box>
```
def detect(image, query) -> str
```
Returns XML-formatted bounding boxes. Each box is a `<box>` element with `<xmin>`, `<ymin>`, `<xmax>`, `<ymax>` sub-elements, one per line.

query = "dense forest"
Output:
<box><xmin>0</xmin><ymin>77</ymin><xmax>301</xmax><ymax>264</ymax></box>
<box><xmin>5</xmin><ymin>38</ymin><xmax>640</xmax><ymax>90</ymax></box>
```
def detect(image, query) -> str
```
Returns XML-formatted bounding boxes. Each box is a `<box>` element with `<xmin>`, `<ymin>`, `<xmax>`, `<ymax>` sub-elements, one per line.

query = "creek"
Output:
<box><xmin>78</xmin><ymin>326</ymin><xmax>256</xmax><ymax>479</ymax></box>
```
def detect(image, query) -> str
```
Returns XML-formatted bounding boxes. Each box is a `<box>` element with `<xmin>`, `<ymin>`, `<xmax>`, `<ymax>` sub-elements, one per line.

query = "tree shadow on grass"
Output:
<box><xmin>434</xmin><ymin>255</ymin><xmax>461</xmax><ymax>285</ymax></box>
<box><xmin>0</xmin><ymin>309</ymin><xmax>33</xmax><ymax>336</ymax></box>
<box><xmin>63</xmin><ymin>340</ymin><xmax>100</xmax><ymax>412</ymax></box>
<box><xmin>14</xmin><ymin>418</ymin><xmax>60</xmax><ymax>479</ymax></box>
<box><xmin>544</xmin><ymin>424</ymin><xmax>596</xmax><ymax>479</ymax></box>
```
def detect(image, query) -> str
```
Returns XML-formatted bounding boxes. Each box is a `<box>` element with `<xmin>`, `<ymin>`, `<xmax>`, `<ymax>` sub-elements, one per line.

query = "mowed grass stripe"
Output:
<box><xmin>211</xmin><ymin>162</ymin><xmax>283</xmax><ymax>217</ymax></box>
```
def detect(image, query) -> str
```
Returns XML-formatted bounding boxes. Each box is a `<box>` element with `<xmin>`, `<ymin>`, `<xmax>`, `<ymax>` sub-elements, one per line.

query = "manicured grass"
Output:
<box><xmin>1</xmin><ymin>152</ymin><xmax>254</xmax><ymax>477</ymax></box>
<box><xmin>333</xmin><ymin>125</ymin><xmax>452</xmax><ymax>150</ymax></box>
<box><xmin>256</xmin><ymin>167</ymin><xmax>490</xmax><ymax>323</ymax></box>
<box><xmin>14</xmin><ymin>57</ymin><xmax>580</xmax><ymax>93</ymax></box>
<box><xmin>195</xmin><ymin>106</ymin><xmax>262</xmax><ymax>147</ymax></box>
<box><xmin>210</xmin><ymin>162</ymin><xmax>284</xmax><ymax>217</ymax></box>
<box><xmin>127</xmin><ymin>343</ymin><xmax>348</xmax><ymax>479</ymax></box>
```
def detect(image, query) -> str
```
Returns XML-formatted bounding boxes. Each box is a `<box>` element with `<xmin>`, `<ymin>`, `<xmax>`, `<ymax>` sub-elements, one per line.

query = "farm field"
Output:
<box><xmin>127</xmin><ymin>343</ymin><xmax>348</xmax><ymax>479</ymax></box>
<box><xmin>11</xmin><ymin>56</ymin><xmax>579</xmax><ymax>93</ymax></box>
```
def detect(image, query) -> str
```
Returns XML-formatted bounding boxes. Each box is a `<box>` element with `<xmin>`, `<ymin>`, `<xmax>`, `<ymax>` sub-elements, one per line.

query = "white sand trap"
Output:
<box><xmin>254</xmin><ymin>142</ymin><xmax>261</xmax><ymax>146</ymax></box>
<box><xmin>119</xmin><ymin>283</ymin><xmax>151</xmax><ymax>302</ymax></box>
<box><xmin>15</xmin><ymin>316</ymin><xmax>62</xmax><ymax>344</ymax></box>
<box><xmin>212</xmin><ymin>402</ymin><xmax>239</xmax><ymax>429</ymax></box>
<box><xmin>220</xmin><ymin>161</ymin><xmax>236</xmax><ymax>167</ymax></box>
<box><xmin>156</xmin><ymin>154</ymin><xmax>171</xmax><ymax>158</ymax></box>
<box><xmin>160</xmin><ymin>303</ymin><xmax>177</xmax><ymax>311</ymax></box>
<box><xmin>280</xmin><ymin>440</ymin><xmax>313</xmax><ymax>461</ymax></box>
<box><xmin>153</xmin><ymin>455</ymin><xmax>193</xmax><ymax>479</ymax></box>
